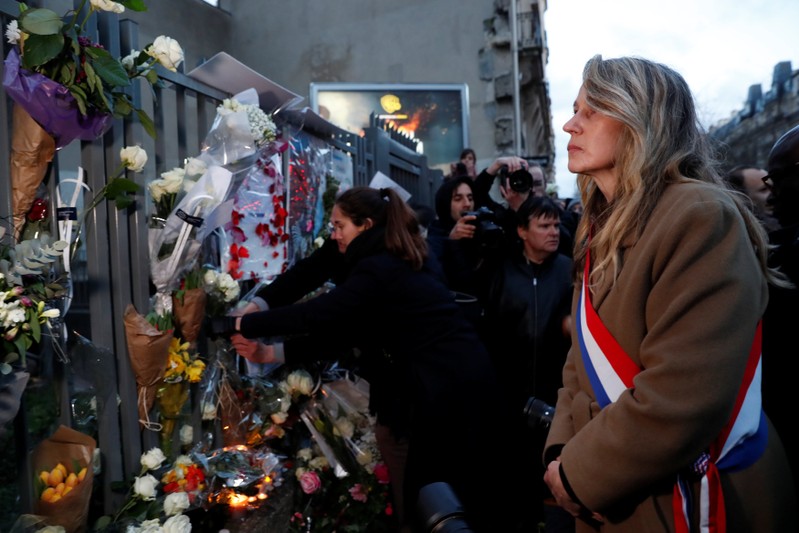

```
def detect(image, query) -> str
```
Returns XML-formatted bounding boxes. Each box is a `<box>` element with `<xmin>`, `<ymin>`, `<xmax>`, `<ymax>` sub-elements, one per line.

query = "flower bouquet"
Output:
<box><xmin>171</xmin><ymin>267</ymin><xmax>206</xmax><ymax>347</ymax></box>
<box><xmin>4</xmin><ymin>0</ymin><xmax>183</xmax><ymax>239</ymax></box>
<box><xmin>94</xmin><ymin>447</ymin><xmax>200</xmax><ymax>533</ymax></box>
<box><xmin>31</xmin><ymin>425</ymin><xmax>97</xmax><ymax>533</ymax></box>
<box><xmin>122</xmin><ymin>303</ymin><xmax>172</xmax><ymax>429</ymax></box>
<box><xmin>156</xmin><ymin>336</ymin><xmax>205</xmax><ymax>457</ymax></box>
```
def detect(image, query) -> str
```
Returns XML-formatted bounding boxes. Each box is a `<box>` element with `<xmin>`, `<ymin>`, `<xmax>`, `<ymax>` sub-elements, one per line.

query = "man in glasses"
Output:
<box><xmin>761</xmin><ymin>123</ymin><xmax>799</xmax><ymax>497</ymax></box>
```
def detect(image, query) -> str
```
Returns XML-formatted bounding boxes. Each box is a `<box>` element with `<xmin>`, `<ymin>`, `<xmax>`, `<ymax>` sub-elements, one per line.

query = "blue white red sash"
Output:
<box><xmin>576</xmin><ymin>250</ymin><xmax>766</xmax><ymax>533</ymax></box>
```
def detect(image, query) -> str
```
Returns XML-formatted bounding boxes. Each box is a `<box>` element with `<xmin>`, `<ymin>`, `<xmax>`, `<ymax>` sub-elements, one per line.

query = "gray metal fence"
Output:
<box><xmin>1</xmin><ymin>1</ymin><xmax>440</xmax><ymax>518</ymax></box>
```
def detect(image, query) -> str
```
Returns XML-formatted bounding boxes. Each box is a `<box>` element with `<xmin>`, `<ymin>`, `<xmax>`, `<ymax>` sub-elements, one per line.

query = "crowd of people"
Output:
<box><xmin>208</xmin><ymin>54</ymin><xmax>798</xmax><ymax>532</ymax></box>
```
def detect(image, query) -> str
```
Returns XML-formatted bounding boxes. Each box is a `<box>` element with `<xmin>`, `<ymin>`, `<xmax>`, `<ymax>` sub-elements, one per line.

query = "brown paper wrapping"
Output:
<box><xmin>172</xmin><ymin>288</ymin><xmax>207</xmax><ymax>344</ymax></box>
<box><xmin>10</xmin><ymin>104</ymin><xmax>56</xmax><ymax>241</ymax></box>
<box><xmin>123</xmin><ymin>304</ymin><xmax>172</xmax><ymax>427</ymax></box>
<box><xmin>32</xmin><ymin>425</ymin><xmax>96</xmax><ymax>533</ymax></box>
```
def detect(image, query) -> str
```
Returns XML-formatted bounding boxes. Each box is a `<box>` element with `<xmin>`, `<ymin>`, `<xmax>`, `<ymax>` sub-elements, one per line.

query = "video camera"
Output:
<box><xmin>497</xmin><ymin>164</ymin><xmax>534</xmax><ymax>193</ymax></box>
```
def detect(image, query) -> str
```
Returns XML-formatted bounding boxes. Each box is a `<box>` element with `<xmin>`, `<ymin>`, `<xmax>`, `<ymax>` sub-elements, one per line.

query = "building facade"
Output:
<box><xmin>128</xmin><ymin>0</ymin><xmax>555</xmax><ymax>179</ymax></box>
<box><xmin>710</xmin><ymin>61</ymin><xmax>799</xmax><ymax>169</ymax></box>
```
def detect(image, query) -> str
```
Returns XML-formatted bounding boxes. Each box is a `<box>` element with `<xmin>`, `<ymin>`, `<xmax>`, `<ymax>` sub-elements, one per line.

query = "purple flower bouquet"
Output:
<box><xmin>3</xmin><ymin>48</ymin><xmax>112</xmax><ymax>149</ymax></box>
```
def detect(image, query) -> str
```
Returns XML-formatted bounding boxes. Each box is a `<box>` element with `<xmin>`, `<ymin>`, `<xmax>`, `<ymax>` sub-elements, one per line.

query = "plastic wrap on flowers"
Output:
<box><xmin>67</xmin><ymin>333</ymin><xmax>120</xmax><ymax>438</ymax></box>
<box><xmin>149</xmin><ymin>166</ymin><xmax>232</xmax><ymax>295</ymax></box>
<box><xmin>3</xmin><ymin>48</ymin><xmax>112</xmax><ymax>149</ymax></box>
<box><xmin>219</xmin><ymin>141</ymin><xmax>290</xmax><ymax>282</ymax></box>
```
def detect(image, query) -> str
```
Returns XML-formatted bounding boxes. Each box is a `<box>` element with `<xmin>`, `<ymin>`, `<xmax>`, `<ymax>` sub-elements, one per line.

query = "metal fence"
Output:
<box><xmin>1</xmin><ymin>1</ymin><xmax>441</xmax><ymax>517</ymax></box>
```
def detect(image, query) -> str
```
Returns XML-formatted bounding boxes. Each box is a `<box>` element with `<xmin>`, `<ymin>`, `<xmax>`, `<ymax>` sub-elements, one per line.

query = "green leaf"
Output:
<box><xmin>85</xmin><ymin>47</ymin><xmax>130</xmax><ymax>88</ymax></box>
<box><xmin>119</xmin><ymin>0</ymin><xmax>148</xmax><ymax>12</ymax></box>
<box><xmin>19</xmin><ymin>33</ymin><xmax>65</xmax><ymax>69</ymax></box>
<box><xmin>144</xmin><ymin>68</ymin><xmax>159</xmax><ymax>86</ymax></box>
<box><xmin>19</xmin><ymin>8</ymin><xmax>63</xmax><ymax>36</ymax></box>
<box><xmin>69</xmin><ymin>87</ymin><xmax>89</xmax><ymax>116</ymax></box>
<box><xmin>104</xmin><ymin>177</ymin><xmax>141</xmax><ymax>210</ymax></box>
<box><xmin>113</xmin><ymin>94</ymin><xmax>133</xmax><ymax>117</ymax></box>
<box><xmin>137</xmin><ymin>108</ymin><xmax>157</xmax><ymax>139</ymax></box>
<box><xmin>30</xmin><ymin>313</ymin><xmax>41</xmax><ymax>343</ymax></box>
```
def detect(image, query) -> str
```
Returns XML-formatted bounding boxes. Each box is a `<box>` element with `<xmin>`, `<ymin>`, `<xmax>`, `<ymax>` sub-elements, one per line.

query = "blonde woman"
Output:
<box><xmin>543</xmin><ymin>55</ymin><xmax>795</xmax><ymax>532</ymax></box>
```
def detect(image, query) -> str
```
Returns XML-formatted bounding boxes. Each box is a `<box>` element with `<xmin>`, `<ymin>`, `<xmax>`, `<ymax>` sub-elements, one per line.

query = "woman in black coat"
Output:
<box><xmin>222</xmin><ymin>186</ymin><xmax>504</xmax><ymax>532</ymax></box>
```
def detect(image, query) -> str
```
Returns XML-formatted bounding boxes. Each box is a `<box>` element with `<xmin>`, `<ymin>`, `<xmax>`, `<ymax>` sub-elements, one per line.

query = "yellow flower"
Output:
<box><xmin>185</xmin><ymin>360</ymin><xmax>205</xmax><ymax>383</ymax></box>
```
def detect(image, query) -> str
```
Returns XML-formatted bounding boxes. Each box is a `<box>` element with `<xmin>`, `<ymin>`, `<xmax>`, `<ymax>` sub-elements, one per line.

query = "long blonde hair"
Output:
<box><xmin>573</xmin><ymin>55</ymin><xmax>782</xmax><ymax>287</ymax></box>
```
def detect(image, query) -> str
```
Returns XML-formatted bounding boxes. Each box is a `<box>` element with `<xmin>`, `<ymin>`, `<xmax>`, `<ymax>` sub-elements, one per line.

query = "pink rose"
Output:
<box><xmin>299</xmin><ymin>471</ymin><xmax>322</xmax><ymax>494</ymax></box>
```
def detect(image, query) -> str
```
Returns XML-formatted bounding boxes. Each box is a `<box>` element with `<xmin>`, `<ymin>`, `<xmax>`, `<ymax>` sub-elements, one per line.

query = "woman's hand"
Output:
<box><xmin>231</xmin><ymin>334</ymin><xmax>278</xmax><ymax>364</ymax></box>
<box><xmin>544</xmin><ymin>459</ymin><xmax>604</xmax><ymax>523</ymax></box>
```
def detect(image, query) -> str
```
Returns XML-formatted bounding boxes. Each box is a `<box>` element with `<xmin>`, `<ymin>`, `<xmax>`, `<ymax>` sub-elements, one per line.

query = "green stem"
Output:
<box><xmin>76</xmin><ymin>0</ymin><xmax>91</xmax><ymax>34</ymax></box>
<box><xmin>68</xmin><ymin>163</ymin><xmax>127</xmax><ymax>262</ymax></box>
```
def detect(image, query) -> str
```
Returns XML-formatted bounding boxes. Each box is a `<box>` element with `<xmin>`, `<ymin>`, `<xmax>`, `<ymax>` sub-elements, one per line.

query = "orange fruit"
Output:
<box><xmin>41</xmin><ymin>487</ymin><xmax>56</xmax><ymax>502</ymax></box>
<box><xmin>48</xmin><ymin>468</ymin><xmax>64</xmax><ymax>487</ymax></box>
<box><xmin>77</xmin><ymin>467</ymin><xmax>87</xmax><ymax>482</ymax></box>
<box><xmin>65</xmin><ymin>472</ymin><xmax>78</xmax><ymax>488</ymax></box>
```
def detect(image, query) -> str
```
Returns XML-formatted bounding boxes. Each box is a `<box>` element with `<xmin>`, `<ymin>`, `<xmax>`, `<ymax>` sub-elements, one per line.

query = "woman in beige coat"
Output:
<box><xmin>543</xmin><ymin>55</ymin><xmax>796</xmax><ymax>532</ymax></box>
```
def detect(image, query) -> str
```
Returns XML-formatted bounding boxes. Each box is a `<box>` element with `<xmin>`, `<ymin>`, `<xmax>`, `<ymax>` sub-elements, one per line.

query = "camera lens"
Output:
<box><xmin>524</xmin><ymin>397</ymin><xmax>554</xmax><ymax>429</ymax></box>
<box><xmin>508</xmin><ymin>169</ymin><xmax>533</xmax><ymax>193</ymax></box>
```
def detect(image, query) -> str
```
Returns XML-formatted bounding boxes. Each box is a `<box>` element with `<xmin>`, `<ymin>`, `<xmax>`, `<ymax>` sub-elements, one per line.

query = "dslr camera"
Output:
<box><xmin>417</xmin><ymin>482</ymin><xmax>474</xmax><ymax>533</ymax></box>
<box><xmin>460</xmin><ymin>206</ymin><xmax>503</xmax><ymax>249</ymax></box>
<box><xmin>497</xmin><ymin>164</ymin><xmax>534</xmax><ymax>193</ymax></box>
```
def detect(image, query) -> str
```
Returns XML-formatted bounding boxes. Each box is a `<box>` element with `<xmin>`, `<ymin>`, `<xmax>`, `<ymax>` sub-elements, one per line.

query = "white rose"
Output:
<box><xmin>297</xmin><ymin>448</ymin><xmax>313</xmax><ymax>461</ymax></box>
<box><xmin>36</xmin><ymin>527</ymin><xmax>66</xmax><ymax>533</ymax></box>
<box><xmin>308</xmin><ymin>456</ymin><xmax>329</xmax><ymax>470</ymax></box>
<box><xmin>163</xmin><ymin>491</ymin><xmax>190</xmax><ymax>516</ymax></box>
<box><xmin>179</xmin><ymin>424</ymin><xmax>193</xmax><ymax>446</ymax></box>
<box><xmin>147</xmin><ymin>36</ymin><xmax>184</xmax><ymax>72</ymax></box>
<box><xmin>174</xmin><ymin>454</ymin><xmax>193</xmax><ymax>468</ymax></box>
<box><xmin>270</xmin><ymin>411</ymin><xmax>288</xmax><ymax>425</ymax></box>
<box><xmin>120</xmin><ymin>146</ymin><xmax>148</xmax><ymax>172</ymax></box>
<box><xmin>333</xmin><ymin>417</ymin><xmax>354</xmax><ymax>440</ymax></box>
<box><xmin>148</xmin><ymin>180</ymin><xmax>167</xmax><ymax>202</ymax></box>
<box><xmin>138</xmin><ymin>519</ymin><xmax>163</xmax><ymax>533</ymax></box>
<box><xmin>356</xmin><ymin>449</ymin><xmax>373</xmax><ymax>466</ymax></box>
<box><xmin>140</xmin><ymin>447</ymin><xmax>166</xmax><ymax>471</ymax></box>
<box><xmin>183</xmin><ymin>157</ymin><xmax>207</xmax><ymax>177</ymax></box>
<box><xmin>201</xmin><ymin>400</ymin><xmax>217</xmax><ymax>420</ymax></box>
<box><xmin>202</xmin><ymin>270</ymin><xmax>218</xmax><ymax>289</ymax></box>
<box><xmin>160</xmin><ymin>167</ymin><xmax>185</xmax><ymax>193</ymax></box>
<box><xmin>162</xmin><ymin>514</ymin><xmax>191</xmax><ymax>533</ymax></box>
<box><xmin>90</xmin><ymin>0</ymin><xmax>125</xmax><ymax>13</ymax></box>
<box><xmin>286</xmin><ymin>370</ymin><xmax>314</xmax><ymax>396</ymax></box>
<box><xmin>294</xmin><ymin>466</ymin><xmax>307</xmax><ymax>480</ymax></box>
<box><xmin>133</xmin><ymin>474</ymin><xmax>159</xmax><ymax>500</ymax></box>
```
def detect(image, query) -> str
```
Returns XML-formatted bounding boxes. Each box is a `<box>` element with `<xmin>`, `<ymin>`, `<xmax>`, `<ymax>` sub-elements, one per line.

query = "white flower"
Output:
<box><xmin>297</xmin><ymin>448</ymin><xmax>313</xmax><ymax>461</ymax></box>
<box><xmin>90</xmin><ymin>0</ymin><xmax>125</xmax><ymax>13</ymax></box>
<box><xmin>183</xmin><ymin>157</ymin><xmax>207</xmax><ymax>178</ymax></box>
<box><xmin>162</xmin><ymin>514</ymin><xmax>191</xmax><ymax>533</ymax></box>
<box><xmin>201</xmin><ymin>400</ymin><xmax>217</xmax><ymax>420</ymax></box>
<box><xmin>308</xmin><ymin>456</ymin><xmax>329</xmax><ymax>470</ymax></box>
<box><xmin>179</xmin><ymin>424</ymin><xmax>193</xmax><ymax>446</ymax></box>
<box><xmin>36</xmin><ymin>527</ymin><xmax>66</xmax><ymax>533</ymax></box>
<box><xmin>160</xmin><ymin>167</ymin><xmax>186</xmax><ymax>191</ymax></box>
<box><xmin>147</xmin><ymin>36</ymin><xmax>184</xmax><ymax>72</ymax></box>
<box><xmin>120</xmin><ymin>146</ymin><xmax>148</xmax><ymax>172</ymax></box>
<box><xmin>141</xmin><ymin>447</ymin><xmax>166</xmax><ymax>471</ymax></box>
<box><xmin>286</xmin><ymin>370</ymin><xmax>314</xmax><ymax>396</ymax></box>
<box><xmin>174</xmin><ymin>454</ymin><xmax>193</xmax><ymax>467</ymax></box>
<box><xmin>135</xmin><ymin>519</ymin><xmax>163</xmax><ymax>533</ymax></box>
<box><xmin>5</xmin><ymin>20</ymin><xmax>21</xmax><ymax>44</ymax></box>
<box><xmin>164</xmin><ymin>491</ymin><xmax>190</xmax><ymax>516</ymax></box>
<box><xmin>270</xmin><ymin>411</ymin><xmax>288</xmax><ymax>424</ymax></box>
<box><xmin>333</xmin><ymin>417</ymin><xmax>354</xmax><ymax>440</ymax></box>
<box><xmin>133</xmin><ymin>473</ymin><xmax>159</xmax><ymax>500</ymax></box>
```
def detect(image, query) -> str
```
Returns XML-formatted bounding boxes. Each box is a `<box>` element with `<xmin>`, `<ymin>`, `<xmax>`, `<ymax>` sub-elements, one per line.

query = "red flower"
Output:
<box><xmin>373</xmin><ymin>463</ymin><xmax>390</xmax><ymax>484</ymax></box>
<box><xmin>27</xmin><ymin>198</ymin><xmax>49</xmax><ymax>221</ymax></box>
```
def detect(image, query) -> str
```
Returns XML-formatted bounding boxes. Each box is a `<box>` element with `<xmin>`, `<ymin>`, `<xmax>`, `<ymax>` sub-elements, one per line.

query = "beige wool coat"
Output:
<box><xmin>545</xmin><ymin>180</ymin><xmax>796</xmax><ymax>532</ymax></box>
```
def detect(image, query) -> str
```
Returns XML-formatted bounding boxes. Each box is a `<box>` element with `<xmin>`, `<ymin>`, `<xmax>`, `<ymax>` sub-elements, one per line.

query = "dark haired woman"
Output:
<box><xmin>223</xmin><ymin>186</ymin><xmax>504</xmax><ymax>532</ymax></box>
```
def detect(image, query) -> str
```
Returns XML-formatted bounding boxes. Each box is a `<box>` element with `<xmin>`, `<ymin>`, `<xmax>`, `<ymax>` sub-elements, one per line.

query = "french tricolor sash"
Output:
<box><xmin>576</xmin><ymin>250</ymin><xmax>766</xmax><ymax>533</ymax></box>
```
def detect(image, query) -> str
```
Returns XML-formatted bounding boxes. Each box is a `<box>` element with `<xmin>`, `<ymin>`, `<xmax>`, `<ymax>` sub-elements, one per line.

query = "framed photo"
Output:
<box><xmin>309</xmin><ymin>83</ymin><xmax>469</xmax><ymax>170</ymax></box>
